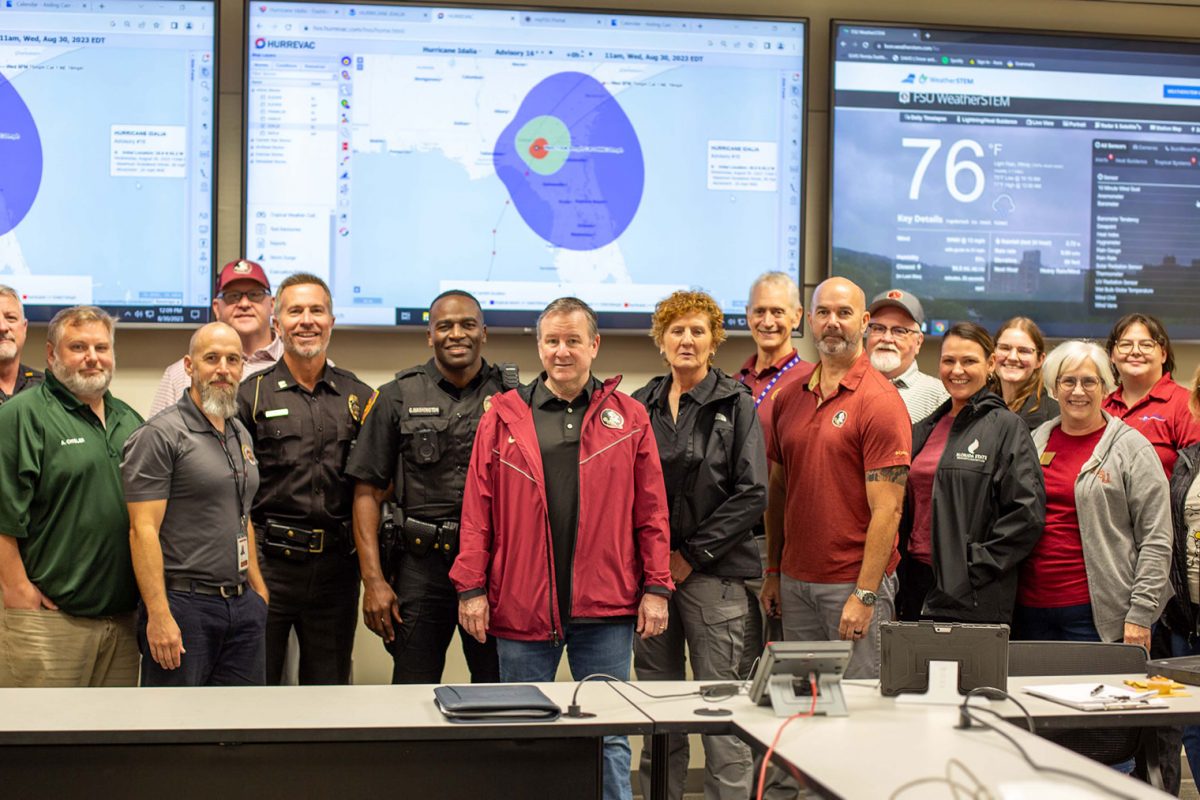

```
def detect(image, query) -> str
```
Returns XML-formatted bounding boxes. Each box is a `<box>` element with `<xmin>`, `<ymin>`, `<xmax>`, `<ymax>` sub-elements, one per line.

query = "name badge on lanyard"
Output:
<box><xmin>237</xmin><ymin>518</ymin><xmax>250</xmax><ymax>574</ymax></box>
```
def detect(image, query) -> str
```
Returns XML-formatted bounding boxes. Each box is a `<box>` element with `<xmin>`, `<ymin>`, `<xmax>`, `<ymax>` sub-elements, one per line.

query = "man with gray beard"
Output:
<box><xmin>0</xmin><ymin>306</ymin><xmax>142</xmax><ymax>686</ymax></box>
<box><xmin>123</xmin><ymin>322</ymin><xmax>270</xmax><ymax>686</ymax></box>
<box><xmin>864</xmin><ymin>289</ymin><xmax>946</xmax><ymax>424</ymax></box>
<box><xmin>236</xmin><ymin>273</ymin><xmax>371</xmax><ymax>684</ymax></box>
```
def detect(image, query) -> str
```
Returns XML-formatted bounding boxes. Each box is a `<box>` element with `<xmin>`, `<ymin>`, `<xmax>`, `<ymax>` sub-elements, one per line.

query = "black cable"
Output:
<box><xmin>961</xmin><ymin>686</ymin><xmax>1036</xmax><ymax>733</ymax></box>
<box><xmin>567</xmin><ymin>673</ymin><xmax>711</xmax><ymax>717</ymax></box>
<box><xmin>958</xmin><ymin>702</ymin><xmax>1138</xmax><ymax>800</ymax></box>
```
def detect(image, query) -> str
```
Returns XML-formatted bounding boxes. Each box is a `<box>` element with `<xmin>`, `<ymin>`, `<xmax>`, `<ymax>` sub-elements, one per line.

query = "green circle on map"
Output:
<box><xmin>514</xmin><ymin>115</ymin><xmax>571</xmax><ymax>175</ymax></box>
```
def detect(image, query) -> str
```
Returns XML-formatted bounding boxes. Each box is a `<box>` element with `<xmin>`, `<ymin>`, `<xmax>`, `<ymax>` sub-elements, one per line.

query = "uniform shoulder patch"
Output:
<box><xmin>348</xmin><ymin>393</ymin><xmax>362</xmax><ymax>422</ymax></box>
<box><xmin>361</xmin><ymin>390</ymin><xmax>380</xmax><ymax>421</ymax></box>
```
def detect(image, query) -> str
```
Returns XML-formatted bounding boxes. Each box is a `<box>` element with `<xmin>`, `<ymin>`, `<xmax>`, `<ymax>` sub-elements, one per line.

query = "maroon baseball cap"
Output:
<box><xmin>215</xmin><ymin>259</ymin><xmax>270</xmax><ymax>293</ymax></box>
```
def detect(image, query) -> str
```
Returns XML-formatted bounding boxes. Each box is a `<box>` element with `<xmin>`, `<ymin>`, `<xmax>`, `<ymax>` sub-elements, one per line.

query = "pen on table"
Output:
<box><xmin>1090</xmin><ymin>684</ymin><xmax>1105</xmax><ymax>696</ymax></box>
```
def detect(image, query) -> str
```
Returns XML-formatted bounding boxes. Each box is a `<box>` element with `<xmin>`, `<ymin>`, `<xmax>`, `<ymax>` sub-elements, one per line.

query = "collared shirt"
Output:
<box><xmin>122</xmin><ymin>391</ymin><xmax>260</xmax><ymax>586</ymax></box>
<box><xmin>0</xmin><ymin>363</ymin><xmax>44</xmax><ymax>406</ymax></box>
<box><xmin>148</xmin><ymin>335</ymin><xmax>284</xmax><ymax>417</ymax></box>
<box><xmin>738</xmin><ymin>348</ymin><xmax>809</xmax><ymax>457</ymax></box>
<box><xmin>236</xmin><ymin>358</ymin><xmax>373</xmax><ymax>529</ymax></box>
<box><xmin>889</xmin><ymin>361</ymin><xmax>949</xmax><ymax>424</ymax></box>
<box><xmin>0</xmin><ymin>372</ymin><xmax>142</xmax><ymax>616</ymax></box>
<box><xmin>531</xmin><ymin>373</ymin><xmax>600</xmax><ymax>624</ymax></box>
<box><xmin>345</xmin><ymin>358</ymin><xmax>507</xmax><ymax>521</ymax></box>
<box><xmin>645</xmin><ymin>369</ymin><xmax>718</xmax><ymax>545</ymax></box>
<box><xmin>769</xmin><ymin>351</ymin><xmax>912</xmax><ymax>583</ymax></box>
<box><xmin>1104</xmin><ymin>371</ymin><xmax>1200</xmax><ymax>477</ymax></box>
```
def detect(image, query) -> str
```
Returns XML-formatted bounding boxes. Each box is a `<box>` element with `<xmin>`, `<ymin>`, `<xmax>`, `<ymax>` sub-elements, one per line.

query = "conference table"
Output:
<box><xmin>620</xmin><ymin>679</ymin><xmax>1174</xmax><ymax>798</ymax></box>
<box><xmin>0</xmin><ymin>677</ymin><xmax>1181</xmax><ymax>799</ymax></box>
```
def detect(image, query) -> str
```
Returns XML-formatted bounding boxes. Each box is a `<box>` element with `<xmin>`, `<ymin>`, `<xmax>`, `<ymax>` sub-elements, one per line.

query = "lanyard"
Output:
<box><xmin>740</xmin><ymin>353</ymin><xmax>802</xmax><ymax>409</ymax></box>
<box><xmin>218</xmin><ymin>425</ymin><xmax>247</xmax><ymax>520</ymax></box>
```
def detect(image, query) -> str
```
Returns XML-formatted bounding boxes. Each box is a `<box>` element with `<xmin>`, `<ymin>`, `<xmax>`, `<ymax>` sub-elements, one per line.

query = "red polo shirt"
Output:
<box><xmin>768</xmin><ymin>350</ymin><xmax>912</xmax><ymax>584</ymax></box>
<box><xmin>738</xmin><ymin>348</ymin><xmax>811</xmax><ymax>458</ymax></box>
<box><xmin>1103</xmin><ymin>372</ymin><xmax>1200</xmax><ymax>477</ymax></box>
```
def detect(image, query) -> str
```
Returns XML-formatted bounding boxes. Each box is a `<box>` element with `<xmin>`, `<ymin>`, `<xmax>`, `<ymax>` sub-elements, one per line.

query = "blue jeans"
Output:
<box><xmin>1171</xmin><ymin>632</ymin><xmax>1200</xmax><ymax>781</ymax></box>
<box><xmin>1012</xmin><ymin>603</ymin><xmax>1102</xmax><ymax>642</ymax></box>
<box><xmin>138</xmin><ymin>589</ymin><xmax>268</xmax><ymax>686</ymax></box>
<box><xmin>497</xmin><ymin>622</ymin><xmax>635</xmax><ymax>800</ymax></box>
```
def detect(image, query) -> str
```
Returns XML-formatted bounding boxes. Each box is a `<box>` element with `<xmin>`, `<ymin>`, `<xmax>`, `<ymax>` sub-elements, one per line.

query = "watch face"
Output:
<box><xmin>856</xmin><ymin>589</ymin><xmax>877</xmax><ymax>606</ymax></box>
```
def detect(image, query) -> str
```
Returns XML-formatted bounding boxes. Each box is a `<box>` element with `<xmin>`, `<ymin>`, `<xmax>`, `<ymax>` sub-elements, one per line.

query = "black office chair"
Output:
<box><xmin>1008</xmin><ymin>640</ymin><xmax>1161</xmax><ymax>790</ymax></box>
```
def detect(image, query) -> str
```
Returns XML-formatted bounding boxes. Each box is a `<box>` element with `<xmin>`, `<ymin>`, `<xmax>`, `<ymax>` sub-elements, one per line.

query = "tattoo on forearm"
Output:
<box><xmin>866</xmin><ymin>466</ymin><xmax>909</xmax><ymax>487</ymax></box>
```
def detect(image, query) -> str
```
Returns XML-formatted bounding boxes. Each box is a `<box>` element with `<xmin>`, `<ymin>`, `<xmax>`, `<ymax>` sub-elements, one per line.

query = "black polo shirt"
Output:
<box><xmin>0</xmin><ymin>363</ymin><xmax>44</xmax><ymax>406</ymax></box>
<box><xmin>236</xmin><ymin>358</ymin><xmax>372</xmax><ymax>530</ymax></box>
<box><xmin>531</xmin><ymin>373</ymin><xmax>600</xmax><ymax>624</ymax></box>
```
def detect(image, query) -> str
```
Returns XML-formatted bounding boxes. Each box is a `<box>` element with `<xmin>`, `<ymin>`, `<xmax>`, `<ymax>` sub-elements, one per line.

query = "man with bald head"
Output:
<box><xmin>123</xmin><ymin>322</ymin><xmax>270</xmax><ymax>686</ymax></box>
<box><xmin>759</xmin><ymin>278</ymin><xmax>911</xmax><ymax>679</ymax></box>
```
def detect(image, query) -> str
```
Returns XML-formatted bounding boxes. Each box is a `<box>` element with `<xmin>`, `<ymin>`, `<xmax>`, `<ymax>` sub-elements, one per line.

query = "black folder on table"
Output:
<box><xmin>433</xmin><ymin>684</ymin><xmax>562</xmax><ymax>723</ymax></box>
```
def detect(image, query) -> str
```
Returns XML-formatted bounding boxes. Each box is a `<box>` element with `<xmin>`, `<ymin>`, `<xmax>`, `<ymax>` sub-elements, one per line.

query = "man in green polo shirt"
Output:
<box><xmin>0</xmin><ymin>306</ymin><xmax>143</xmax><ymax>687</ymax></box>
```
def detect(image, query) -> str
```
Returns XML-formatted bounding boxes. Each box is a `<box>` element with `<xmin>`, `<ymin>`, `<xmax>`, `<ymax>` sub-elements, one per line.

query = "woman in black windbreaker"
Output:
<box><xmin>897</xmin><ymin>322</ymin><xmax>1045</xmax><ymax>623</ymax></box>
<box><xmin>1165</xmin><ymin>369</ymin><xmax>1200</xmax><ymax>781</ymax></box>
<box><xmin>631</xmin><ymin>290</ymin><xmax>767</xmax><ymax>800</ymax></box>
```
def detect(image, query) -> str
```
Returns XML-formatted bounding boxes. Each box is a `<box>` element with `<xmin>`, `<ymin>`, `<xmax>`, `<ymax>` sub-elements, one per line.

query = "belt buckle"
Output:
<box><xmin>219</xmin><ymin>584</ymin><xmax>243</xmax><ymax>598</ymax></box>
<box><xmin>310</xmin><ymin>528</ymin><xmax>326</xmax><ymax>554</ymax></box>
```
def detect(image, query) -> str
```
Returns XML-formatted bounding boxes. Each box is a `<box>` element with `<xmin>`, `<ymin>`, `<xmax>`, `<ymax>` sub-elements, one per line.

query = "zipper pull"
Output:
<box><xmin>550</xmin><ymin>629</ymin><xmax>561</xmax><ymax>648</ymax></box>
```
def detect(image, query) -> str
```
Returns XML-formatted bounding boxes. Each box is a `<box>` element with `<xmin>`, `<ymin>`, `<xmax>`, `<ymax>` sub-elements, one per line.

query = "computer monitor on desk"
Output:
<box><xmin>749</xmin><ymin>641</ymin><xmax>852</xmax><ymax>717</ymax></box>
<box><xmin>880</xmin><ymin>622</ymin><xmax>1009</xmax><ymax>705</ymax></box>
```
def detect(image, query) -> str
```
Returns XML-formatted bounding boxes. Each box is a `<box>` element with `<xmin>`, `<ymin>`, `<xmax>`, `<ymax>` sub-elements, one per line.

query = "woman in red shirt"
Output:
<box><xmin>1017</xmin><ymin>340</ymin><xmax>1172</xmax><ymax>647</ymax></box>
<box><xmin>1103</xmin><ymin>313</ymin><xmax>1200</xmax><ymax>476</ymax></box>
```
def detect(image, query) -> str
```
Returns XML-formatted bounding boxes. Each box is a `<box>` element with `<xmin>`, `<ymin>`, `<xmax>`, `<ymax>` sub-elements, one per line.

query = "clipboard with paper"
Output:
<box><xmin>1022</xmin><ymin>682</ymin><xmax>1169</xmax><ymax>712</ymax></box>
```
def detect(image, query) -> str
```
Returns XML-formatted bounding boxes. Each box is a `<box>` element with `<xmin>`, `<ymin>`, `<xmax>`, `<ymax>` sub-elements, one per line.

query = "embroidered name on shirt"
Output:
<box><xmin>955</xmin><ymin>438</ymin><xmax>989</xmax><ymax>464</ymax></box>
<box><xmin>60</xmin><ymin>437</ymin><xmax>86</xmax><ymax>446</ymax></box>
<box><xmin>407</xmin><ymin>407</ymin><xmax>441</xmax><ymax>416</ymax></box>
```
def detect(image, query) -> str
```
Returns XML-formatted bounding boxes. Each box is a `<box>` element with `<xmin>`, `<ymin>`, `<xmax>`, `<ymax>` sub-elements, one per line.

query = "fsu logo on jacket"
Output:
<box><xmin>600</xmin><ymin>409</ymin><xmax>624</xmax><ymax>429</ymax></box>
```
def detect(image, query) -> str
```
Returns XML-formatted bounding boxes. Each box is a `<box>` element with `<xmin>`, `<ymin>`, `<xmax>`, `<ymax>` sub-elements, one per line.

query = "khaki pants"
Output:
<box><xmin>0</xmin><ymin>607</ymin><xmax>138</xmax><ymax>687</ymax></box>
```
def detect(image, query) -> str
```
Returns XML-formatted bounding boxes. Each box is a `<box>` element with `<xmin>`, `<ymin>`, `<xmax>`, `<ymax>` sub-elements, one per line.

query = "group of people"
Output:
<box><xmin>3</xmin><ymin>263</ymin><xmax>1200</xmax><ymax>799</ymax></box>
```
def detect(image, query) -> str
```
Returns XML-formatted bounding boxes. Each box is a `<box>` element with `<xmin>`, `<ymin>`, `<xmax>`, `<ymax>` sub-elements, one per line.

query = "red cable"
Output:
<box><xmin>755</xmin><ymin>674</ymin><xmax>818</xmax><ymax>800</ymax></box>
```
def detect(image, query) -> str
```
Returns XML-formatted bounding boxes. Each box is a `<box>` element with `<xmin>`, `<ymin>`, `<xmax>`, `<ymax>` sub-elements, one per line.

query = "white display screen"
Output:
<box><xmin>245</xmin><ymin>3</ymin><xmax>806</xmax><ymax>328</ymax></box>
<box><xmin>0</xmin><ymin>0</ymin><xmax>216</xmax><ymax>324</ymax></box>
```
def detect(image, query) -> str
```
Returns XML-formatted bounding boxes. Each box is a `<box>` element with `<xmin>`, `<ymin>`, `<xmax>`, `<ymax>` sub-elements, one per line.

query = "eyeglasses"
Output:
<box><xmin>866</xmin><ymin>323</ymin><xmax>919</xmax><ymax>339</ymax></box>
<box><xmin>1113</xmin><ymin>339</ymin><xmax>1159</xmax><ymax>355</ymax></box>
<box><xmin>995</xmin><ymin>343</ymin><xmax>1037</xmax><ymax>358</ymax></box>
<box><xmin>1057</xmin><ymin>376</ymin><xmax>1102</xmax><ymax>392</ymax></box>
<box><xmin>218</xmin><ymin>289</ymin><xmax>269</xmax><ymax>304</ymax></box>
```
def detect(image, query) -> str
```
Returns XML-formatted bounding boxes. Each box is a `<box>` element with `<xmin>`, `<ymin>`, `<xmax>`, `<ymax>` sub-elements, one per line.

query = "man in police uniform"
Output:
<box><xmin>346</xmin><ymin>290</ymin><xmax>515</xmax><ymax>683</ymax></box>
<box><xmin>235</xmin><ymin>273</ymin><xmax>371</xmax><ymax>685</ymax></box>
<box><xmin>0</xmin><ymin>285</ymin><xmax>43</xmax><ymax>406</ymax></box>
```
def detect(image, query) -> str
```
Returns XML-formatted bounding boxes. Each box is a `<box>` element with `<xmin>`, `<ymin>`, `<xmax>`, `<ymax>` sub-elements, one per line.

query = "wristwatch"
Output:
<box><xmin>853</xmin><ymin>587</ymin><xmax>878</xmax><ymax>606</ymax></box>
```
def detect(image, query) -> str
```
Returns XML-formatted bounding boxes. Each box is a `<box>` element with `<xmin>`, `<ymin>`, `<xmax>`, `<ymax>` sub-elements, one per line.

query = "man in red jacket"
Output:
<box><xmin>452</xmin><ymin>296</ymin><xmax>672</xmax><ymax>800</ymax></box>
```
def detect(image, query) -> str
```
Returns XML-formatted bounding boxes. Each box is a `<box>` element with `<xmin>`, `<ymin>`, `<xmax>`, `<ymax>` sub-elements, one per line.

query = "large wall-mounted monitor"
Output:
<box><xmin>244</xmin><ymin>3</ymin><xmax>806</xmax><ymax>329</ymax></box>
<box><xmin>0</xmin><ymin>0</ymin><xmax>216</xmax><ymax>324</ymax></box>
<box><xmin>830</xmin><ymin>22</ymin><xmax>1200</xmax><ymax>339</ymax></box>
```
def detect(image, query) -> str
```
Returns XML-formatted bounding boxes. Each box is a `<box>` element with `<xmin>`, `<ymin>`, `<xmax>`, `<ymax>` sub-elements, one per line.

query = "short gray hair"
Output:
<box><xmin>1043</xmin><ymin>340</ymin><xmax>1118</xmax><ymax>395</ymax></box>
<box><xmin>536</xmin><ymin>296</ymin><xmax>598</xmax><ymax>339</ymax></box>
<box><xmin>47</xmin><ymin>305</ymin><xmax>116</xmax><ymax>348</ymax></box>
<box><xmin>274</xmin><ymin>272</ymin><xmax>332</xmax><ymax>318</ymax></box>
<box><xmin>748</xmin><ymin>271</ymin><xmax>801</xmax><ymax>310</ymax></box>
<box><xmin>0</xmin><ymin>285</ymin><xmax>22</xmax><ymax>316</ymax></box>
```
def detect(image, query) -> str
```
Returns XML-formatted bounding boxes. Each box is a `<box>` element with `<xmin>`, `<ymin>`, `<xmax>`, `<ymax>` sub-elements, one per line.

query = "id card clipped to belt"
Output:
<box><xmin>238</xmin><ymin>515</ymin><xmax>250</xmax><ymax>574</ymax></box>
